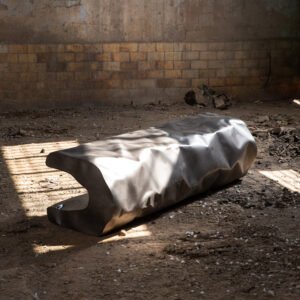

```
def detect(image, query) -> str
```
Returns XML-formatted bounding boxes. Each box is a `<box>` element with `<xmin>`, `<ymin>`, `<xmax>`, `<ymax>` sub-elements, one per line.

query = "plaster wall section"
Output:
<box><xmin>0</xmin><ymin>0</ymin><xmax>299</xmax><ymax>43</ymax></box>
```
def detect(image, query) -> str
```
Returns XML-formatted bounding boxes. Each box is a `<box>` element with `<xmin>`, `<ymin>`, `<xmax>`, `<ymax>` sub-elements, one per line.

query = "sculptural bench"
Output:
<box><xmin>46</xmin><ymin>113</ymin><xmax>257</xmax><ymax>236</ymax></box>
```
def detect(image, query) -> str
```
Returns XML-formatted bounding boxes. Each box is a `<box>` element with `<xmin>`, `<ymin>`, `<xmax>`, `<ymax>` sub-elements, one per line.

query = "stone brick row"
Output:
<box><xmin>0</xmin><ymin>40</ymin><xmax>297</xmax><ymax>104</ymax></box>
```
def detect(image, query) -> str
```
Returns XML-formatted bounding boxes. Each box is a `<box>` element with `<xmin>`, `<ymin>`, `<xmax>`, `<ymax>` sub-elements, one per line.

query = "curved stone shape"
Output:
<box><xmin>46</xmin><ymin>113</ymin><xmax>257</xmax><ymax>235</ymax></box>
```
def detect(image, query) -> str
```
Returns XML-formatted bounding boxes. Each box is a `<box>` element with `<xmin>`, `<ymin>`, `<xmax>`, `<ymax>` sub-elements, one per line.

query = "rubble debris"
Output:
<box><xmin>184</xmin><ymin>89</ymin><xmax>207</xmax><ymax>107</ymax></box>
<box><xmin>184</xmin><ymin>90</ymin><xmax>198</xmax><ymax>106</ymax></box>
<box><xmin>1</xmin><ymin>127</ymin><xmax>34</xmax><ymax>138</ymax></box>
<box><xmin>184</xmin><ymin>85</ymin><xmax>232</xmax><ymax>109</ymax></box>
<box><xmin>269</xmin><ymin>127</ymin><xmax>300</xmax><ymax>159</ymax></box>
<box><xmin>199</xmin><ymin>84</ymin><xmax>232</xmax><ymax>110</ymax></box>
<box><xmin>213</xmin><ymin>94</ymin><xmax>231</xmax><ymax>110</ymax></box>
<box><xmin>218</xmin><ymin>184</ymin><xmax>300</xmax><ymax>210</ymax></box>
<box><xmin>256</xmin><ymin>115</ymin><xmax>270</xmax><ymax>123</ymax></box>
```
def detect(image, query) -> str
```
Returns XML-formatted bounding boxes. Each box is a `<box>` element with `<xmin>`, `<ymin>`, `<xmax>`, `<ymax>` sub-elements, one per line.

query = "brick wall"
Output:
<box><xmin>0</xmin><ymin>1</ymin><xmax>299</xmax><ymax>110</ymax></box>
<box><xmin>1</xmin><ymin>40</ymin><xmax>299</xmax><ymax>110</ymax></box>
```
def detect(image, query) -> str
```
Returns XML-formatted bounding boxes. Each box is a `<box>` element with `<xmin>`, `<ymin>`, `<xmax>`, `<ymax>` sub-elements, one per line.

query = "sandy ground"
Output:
<box><xmin>0</xmin><ymin>98</ymin><xmax>299</xmax><ymax>299</ymax></box>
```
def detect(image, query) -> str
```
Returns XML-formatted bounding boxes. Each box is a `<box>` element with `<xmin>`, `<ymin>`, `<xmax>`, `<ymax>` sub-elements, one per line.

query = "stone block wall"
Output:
<box><xmin>0</xmin><ymin>0</ymin><xmax>299</xmax><ymax>110</ymax></box>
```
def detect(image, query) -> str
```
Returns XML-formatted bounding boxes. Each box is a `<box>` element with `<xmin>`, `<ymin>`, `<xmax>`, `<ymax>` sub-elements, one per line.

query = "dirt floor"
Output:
<box><xmin>0</xmin><ymin>98</ymin><xmax>299</xmax><ymax>299</ymax></box>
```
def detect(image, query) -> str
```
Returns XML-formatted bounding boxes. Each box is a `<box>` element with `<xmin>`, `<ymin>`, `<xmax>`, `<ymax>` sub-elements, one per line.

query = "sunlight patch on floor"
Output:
<box><xmin>100</xmin><ymin>224</ymin><xmax>152</xmax><ymax>243</ymax></box>
<box><xmin>33</xmin><ymin>244</ymin><xmax>74</xmax><ymax>255</ymax></box>
<box><xmin>293</xmin><ymin>99</ymin><xmax>300</xmax><ymax>106</ymax></box>
<box><xmin>259</xmin><ymin>169</ymin><xmax>300</xmax><ymax>193</ymax></box>
<box><xmin>1</xmin><ymin>140</ymin><xmax>85</xmax><ymax>217</ymax></box>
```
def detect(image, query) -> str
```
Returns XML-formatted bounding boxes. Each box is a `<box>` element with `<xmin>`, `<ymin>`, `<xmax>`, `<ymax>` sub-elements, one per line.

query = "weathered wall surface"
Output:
<box><xmin>0</xmin><ymin>0</ymin><xmax>299</xmax><ymax>110</ymax></box>
<box><xmin>0</xmin><ymin>0</ymin><xmax>299</xmax><ymax>43</ymax></box>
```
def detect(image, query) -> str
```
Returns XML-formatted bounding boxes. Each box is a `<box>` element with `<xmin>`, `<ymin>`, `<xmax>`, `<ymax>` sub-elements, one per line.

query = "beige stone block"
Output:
<box><xmin>147</xmin><ymin>52</ymin><xmax>165</xmax><ymax>61</ymax></box>
<box><xmin>57</xmin><ymin>72</ymin><xmax>74</xmax><ymax>81</ymax></box>
<box><xmin>8</xmin><ymin>63</ymin><xmax>29</xmax><ymax>72</ymax></box>
<box><xmin>199</xmin><ymin>69</ymin><xmax>216</xmax><ymax>78</ymax></box>
<box><xmin>123</xmin><ymin>80</ymin><xmax>139</xmax><ymax>89</ymax></box>
<box><xmin>92</xmin><ymin>71</ymin><xmax>112</xmax><ymax>80</ymax></box>
<box><xmin>173</xmin><ymin>79</ymin><xmax>191</xmax><ymax>88</ymax></box>
<box><xmin>75</xmin><ymin>53</ymin><xmax>96</xmax><ymax>62</ymax></box>
<box><xmin>208</xmin><ymin>43</ymin><xmax>225</xmax><ymax>51</ymax></box>
<box><xmin>139</xmin><ymin>43</ymin><xmax>156</xmax><ymax>52</ymax></box>
<box><xmin>183</xmin><ymin>51</ymin><xmax>199</xmax><ymax>60</ymax></box>
<box><xmin>157</xmin><ymin>80</ymin><xmax>190</xmax><ymax>88</ymax></box>
<box><xmin>113</xmin><ymin>52</ymin><xmax>130</xmax><ymax>62</ymax></box>
<box><xmin>8</xmin><ymin>45</ymin><xmax>28</xmax><ymax>53</ymax></box>
<box><xmin>103</xmin><ymin>61</ymin><xmax>120</xmax><ymax>71</ymax></box>
<box><xmin>0</xmin><ymin>63</ymin><xmax>7</xmax><ymax>72</ymax></box>
<box><xmin>103</xmin><ymin>43</ymin><xmax>120</xmax><ymax>53</ymax></box>
<box><xmin>243</xmin><ymin>60</ymin><xmax>259</xmax><ymax>68</ymax></box>
<box><xmin>138</xmin><ymin>61</ymin><xmax>155</xmax><ymax>71</ymax></box>
<box><xmin>208</xmin><ymin>60</ymin><xmax>225</xmax><ymax>69</ymax></box>
<box><xmin>6</xmin><ymin>54</ymin><xmax>18</xmax><ymax>63</ymax></box>
<box><xmin>174</xmin><ymin>43</ymin><xmax>190</xmax><ymax>51</ymax></box>
<box><xmin>191</xmin><ymin>60</ymin><xmax>208</xmax><ymax>69</ymax></box>
<box><xmin>156</xmin><ymin>43</ymin><xmax>174</xmax><ymax>52</ymax></box>
<box><xmin>174</xmin><ymin>61</ymin><xmax>191</xmax><ymax>70</ymax></box>
<box><xmin>226</xmin><ymin>60</ymin><xmax>243</xmax><ymax>68</ymax></box>
<box><xmin>67</xmin><ymin>62</ymin><xmax>91</xmax><ymax>72</ymax></box>
<box><xmin>157</xmin><ymin>79</ymin><xmax>171</xmax><ymax>88</ymax></box>
<box><xmin>120</xmin><ymin>62</ymin><xmax>138</xmax><ymax>71</ymax></box>
<box><xmin>46</xmin><ymin>80</ymin><xmax>66</xmax><ymax>90</ymax></box>
<box><xmin>19</xmin><ymin>72</ymin><xmax>38</xmax><ymax>81</ymax></box>
<box><xmin>165</xmin><ymin>70</ymin><xmax>181</xmax><ymax>78</ymax></box>
<box><xmin>0</xmin><ymin>53</ymin><xmax>8</xmax><ymax>64</ymax></box>
<box><xmin>224</xmin><ymin>42</ymin><xmax>243</xmax><ymax>51</ymax></box>
<box><xmin>65</xmin><ymin>44</ymin><xmax>84</xmax><ymax>52</ymax></box>
<box><xmin>216</xmin><ymin>51</ymin><xmax>234</xmax><ymax>60</ymax></box>
<box><xmin>120</xmin><ymin>43</ymin><xmax>138</xmax><ymax>52</ymax></box>
<box><xmin>84</xmin><ymin>44</ymin><xmax>103</xmax><ymax>52</ymax></box>
<box><xmin>75</xmin><ymin>72</ymin><xmax>91</xmax><ymax>81</ymax></box>
<box><xmin>27</xmin><ymin>63</ymin><xmax>47</xmax><ymax>73</ymax></box>
<box><xmin>130</xmin><ymin>52</ymin><xmax>147</xmax><ymax>62</ymax></box>
<box><xmin>225</xmin><ymin>77</ymin><xmax>243</xmax><ymax>86</ymax></box>
<box><xmin>90</xmin><ymin>62</ymin><xmax>102</xmax><ymax>71</ymax></box>
<box><xmin>209</xmin><ymin>78</ymin><xmax>225</xmax><ymax>86</ymax></box>
<box><xmin>250</xmin><ymin>50</ymin><xmax>268</xmax><ymax>59</ymax></box>
<box><xmin>38</xmin><ymin>72</ymin><xmax>56</xmax><ymax>81</ymax></box>
<box><xmin>137</xmin><ymin>71</ymin><xmax>148</xmax><ymax>79</ymax></box>
<box><xmin>191</xmin><ymin>43</ymin><xmax>208</xmax><ymax>51</ymax></box>
<box><xmin>28</xmin><ymin>45</ymin><xmax>47</xmax><ymax>53</ymax></box>
<box><xmin>182</xmin><ymin>70</ymin><xmax>199</xmax><ymax>78</ymax></box>
<box><xmin>105</xmin><ymin>79</ymin><xmax>122</xmax><ymax>89</ymax></box>
<box><xmin>138</xmin><ymin>79</ymin><xmax>156</xmax><ymax>88</ymax></box>
<box><xmin>200</xmin><ymin>51</ymin><xmax>217</xmax><ymax>60</ymax></box>
<box><xmin>165</xmin><ymin>52</ymin><xmax>182</xmax><ymax>61</ymax></box>
<box><xmin>96</xmin><ymin>53</ymin><xmax>112</xmax><ymax>62</ymax></box>
<box><xmin>58</xmin><ymin>53</ymin><xmax>75</xmax><ymax>62</ymax></box>
<box><xmin>114</xmin><ymin>71</ymin><xmax>137</xmax><ymax>80</ymax></box>
<box><xmin>244</xmin><ymin>77</ymin><xmax>262</xmax><ymax>85</ymax></box>
<box><xmin>18</xmin><ymin>54</ymin><xmax>37</xmax><ymax>63</ymax></box>
<box><xmin>233</xmin><ymin>68</ymin><xmax>250</xmax><ymax>77</ymax></box>
<box><xmin>156</xmin><ymin>61</ymin><xmax>173</xmax><ymax>70</ymax></box>
<box><xmin>0</xmin><ymin>45</ymin><xmax>8</xmax><ymax>54</ymax></box>
<box><xmin>1</xmin><ymin>72</ymin><xmax>19</xmax><ymax>81</ymax></box>
<box><xmin>192</xmin><ymin>79</ymin><xmax>209</xmax><ymax>87</ymax></box>
<box><xmin>235</xmin><ymin>51</ymin><xmax>250</xmax><ymax>60</ymax></box>
<box><xmin>216</xmin><ymin>69</ymin><xmax>227</xmax><ymax>77</ymax></box>
<box><xmin>147</xmin><ymin>70</ymin><xmax>164</xmax><ymax>78</ymax></box>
